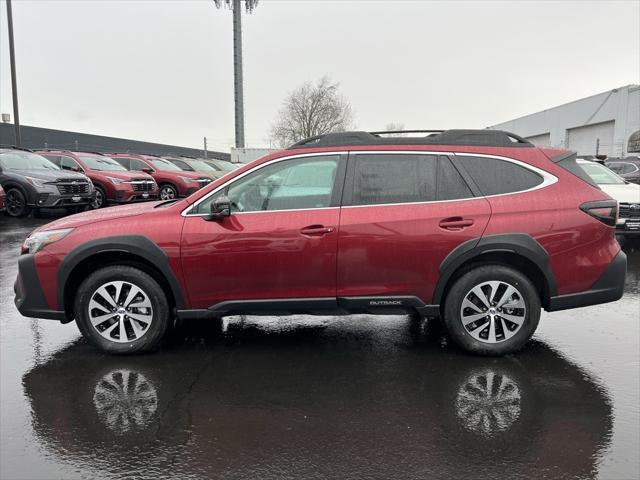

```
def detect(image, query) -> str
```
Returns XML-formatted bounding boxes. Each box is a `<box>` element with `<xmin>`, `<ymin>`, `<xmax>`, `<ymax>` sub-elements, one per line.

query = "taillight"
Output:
<box><xmin>580</xmin><ymin>200</ymin><xmax>618</xmax><ymax>226</ymax></box>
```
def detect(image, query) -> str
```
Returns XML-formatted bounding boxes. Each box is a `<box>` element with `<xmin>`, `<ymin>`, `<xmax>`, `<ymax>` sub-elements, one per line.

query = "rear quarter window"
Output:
<box><xmin>453</xmin><ymin>155</ymin><xmax>544</xmax><ymax>196</ymax></box>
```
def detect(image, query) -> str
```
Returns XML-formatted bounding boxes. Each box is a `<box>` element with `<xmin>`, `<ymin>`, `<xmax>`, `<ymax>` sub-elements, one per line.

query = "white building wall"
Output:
<box><xmin>490</xmin><ymin>85</ymin><xmax>640</xmax><ymax>157</ymax></box>
<box><xmin>230</xmin><ymin>147</ymin><xmax>278</xmax><ymax>164</ymax></box>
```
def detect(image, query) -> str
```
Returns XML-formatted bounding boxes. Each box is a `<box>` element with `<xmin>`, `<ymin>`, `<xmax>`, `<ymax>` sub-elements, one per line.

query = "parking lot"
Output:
<box><xmin>0</xmin><ymin>212</ymin><xmax>638</xmax><ymax>480</ymax></box>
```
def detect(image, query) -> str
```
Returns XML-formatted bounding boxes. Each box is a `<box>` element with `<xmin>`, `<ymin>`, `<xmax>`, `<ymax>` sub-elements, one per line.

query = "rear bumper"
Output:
<box><xmin>14</xmin><ymin>254</ymin><xmax>66</xmax><ymax>321</ymax></box>
<box><xmin>548</xmin><ymin>249</ymin><xmax>627</xmax><ymax>311</ymax></box>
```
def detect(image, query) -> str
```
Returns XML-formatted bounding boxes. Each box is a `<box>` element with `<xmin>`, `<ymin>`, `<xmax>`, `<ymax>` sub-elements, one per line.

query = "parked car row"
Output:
<box><xmin>1</xmin><ymin>146</ymin><xmax>238</xmax><ymax>217</ymax></box>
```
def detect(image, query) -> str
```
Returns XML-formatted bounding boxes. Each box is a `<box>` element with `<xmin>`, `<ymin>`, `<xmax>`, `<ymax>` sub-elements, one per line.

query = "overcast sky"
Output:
<box><xmin>1</xmin><ymin>0</ymin><xmax>638</xmax><ymax>151</ymax></box>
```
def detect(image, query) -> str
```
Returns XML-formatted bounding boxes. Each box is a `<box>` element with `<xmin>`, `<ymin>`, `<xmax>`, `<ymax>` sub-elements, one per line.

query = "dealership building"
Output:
<box><xmin>490</xmin><ymin>84</ymin><xmax>639</xmax><ymax>158</ymax></box>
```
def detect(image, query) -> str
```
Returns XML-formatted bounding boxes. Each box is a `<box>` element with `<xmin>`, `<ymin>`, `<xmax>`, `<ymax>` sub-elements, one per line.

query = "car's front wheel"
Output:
<box><xmin>91</xmin><ymin>186</ymin><xmax>106</xmax><ymax>209</ymax></box>
<box><xmin>74</xmin><ymin>266</ymin><xmax>171</xmax><ymax>354</ymax></box>
<box><xmin>5</xmin><ymin>188</ymin><xmax>32</xmax><ymax>217</ymax></box>
<box><xmin>159</xmin><ymin>184</ymin><xmax>178</xmax><ymax>201</ymax></box>
<box><xmin>443</xmin><ymin>265</ymin><xmax>540</xmax><ymax>356</ymax></box>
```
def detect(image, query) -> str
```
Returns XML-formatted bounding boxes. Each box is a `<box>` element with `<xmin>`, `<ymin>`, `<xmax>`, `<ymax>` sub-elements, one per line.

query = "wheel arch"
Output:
<box><xmin>58</xmin><ymin>235</ymin><xmax>185</xmax><ymax>320</ymax></box>
<box><xmin>434</xmin><ymin>234</ymin><xmax>556</xmax><ymax>310</ymax></box>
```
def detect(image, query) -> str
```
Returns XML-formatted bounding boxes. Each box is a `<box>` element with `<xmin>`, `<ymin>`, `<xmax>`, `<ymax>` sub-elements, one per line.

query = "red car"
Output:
<box><xmin>38</xmin><ymin>150</ymin><xmax>158</xmax><ymax>208</ymax></box>
<box><xmin>108</xmin><ymin>153</ymin><xmax>211</xmax><ymax>200</ymax></box>
<box><xmin>18</xmin><ymin>130</ymin><xmax>626</xmax><ymax>355</ymax></box>
<box><xmin>0</xmin><ymin>184</ymin><xmax>5</xmax><ymax>213</ymax></box>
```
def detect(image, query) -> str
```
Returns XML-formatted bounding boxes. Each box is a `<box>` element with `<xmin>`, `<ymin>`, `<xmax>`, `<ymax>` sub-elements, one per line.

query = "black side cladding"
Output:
<box><xmin>551</xmin><ymin>152</ymin><xmax>600</xmax><ymax>188</ymax></box>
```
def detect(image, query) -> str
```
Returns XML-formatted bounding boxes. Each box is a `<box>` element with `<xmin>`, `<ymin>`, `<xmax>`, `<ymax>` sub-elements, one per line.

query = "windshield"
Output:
<box><xmin>187</xmin><ymin>159</ymin><xmax>216</xmax><ymax>171</ymax></box>
<box><xmin>79</xmin><ymin>155</ymin><xmax>128</xmax><ymax>171</ymax></box>
<box><xmin>580</xmin><ymin>162</ymin><xmax>626</xmax><ymax>185</ymax></box>
<box><xmin>0</xmin><ymin>151</ymin><xmax>60</xmax><ymax>170</ymax></box>
<box><xmin>150</xmin><ymin>158</ymin><xmax>183</xmax><ymax>171</ymax></box>
<box><xmin>209</xmin><ymin>159</ymin><xmax>235</xmax><ymax>171</ymax></box>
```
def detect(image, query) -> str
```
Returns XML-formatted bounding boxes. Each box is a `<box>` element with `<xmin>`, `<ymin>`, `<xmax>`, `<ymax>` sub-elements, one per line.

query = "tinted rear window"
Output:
<box><xmin>454</xmin><ymin>155</ymin><xmax>543</xmax><ymax>196</ymax></box>
<box><xmin>437</xmin><ymin>156</ymin><xmax>474</xmax><ymax>200</ymax></box>
<box><xmin>350</xmin><ymin>154</ymin><xmax>437</xmax><ymax>205</ymax></box>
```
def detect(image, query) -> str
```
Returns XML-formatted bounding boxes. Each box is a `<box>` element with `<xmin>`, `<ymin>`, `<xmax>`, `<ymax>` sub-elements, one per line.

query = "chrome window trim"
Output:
<box><xmin>181</xmin><ymin>150</ymin><xmax>557</xmax><ymax>216</ymax></box>
<box><xmin>182</xmin><ymin>151</ymin><xmax>347</xmax><ymax>217</ymax></box>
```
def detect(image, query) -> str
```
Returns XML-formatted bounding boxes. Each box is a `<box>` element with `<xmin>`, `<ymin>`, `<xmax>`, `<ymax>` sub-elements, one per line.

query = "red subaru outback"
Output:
<box><xmin>18</xmin><ymin>130</ymin><xmax>626</xmax><ymax>355</ymax></box>
<box><xmin>108</xmin><ymin>153</ymin><xmax>212</xmax><ymax>200</ymax></box>
<box><xmin>38</xmin><ymin>150</ymin><xmax>158</xmax><ymax>208</ymax></box>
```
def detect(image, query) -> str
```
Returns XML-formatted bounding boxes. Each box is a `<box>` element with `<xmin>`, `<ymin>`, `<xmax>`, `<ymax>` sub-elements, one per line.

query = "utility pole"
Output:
<box><xmin>6</xmin><ymin>0</ymin><xmax>21</xmax><ymax>147</ymax></box>
<box><xmin>214</xmin><ymin>0</ymin><xmax>258</xmax><ymax>149</ymax></box>
<box><xmin>204</xmin><ymin>137</ymin><xmax>208</xmax><ymax>159</ymax></box>
<box><xmin>232</xmin><ymin>0</ymin><xmax>245</xmax><ymax>148</ymax></box>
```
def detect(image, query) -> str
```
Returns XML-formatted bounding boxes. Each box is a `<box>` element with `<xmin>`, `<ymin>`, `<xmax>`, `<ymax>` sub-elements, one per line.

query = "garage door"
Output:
<box><xmin>567</xmin><ymin>121</ymin><xmax>615</xmax><ymax>156</ymax></box>
<box><xmin>525</xmin><ymin>133</ymin><xmax>551</xmax><ymax>147</ymax></box>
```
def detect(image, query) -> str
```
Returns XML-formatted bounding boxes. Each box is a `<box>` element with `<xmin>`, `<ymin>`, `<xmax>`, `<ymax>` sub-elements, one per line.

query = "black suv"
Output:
<box><xmin>0</xmin><ymin>147</ymin><xmax>95</xmax><ymax>217</ymax></box>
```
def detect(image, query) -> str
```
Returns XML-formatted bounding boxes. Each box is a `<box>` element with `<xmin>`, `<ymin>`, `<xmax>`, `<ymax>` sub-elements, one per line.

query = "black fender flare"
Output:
<box><xmin>57</xmin><ymin>235</ymin><xmax>185</xmax><ymax>310</ymax></box>
<box><xmin>433</xmin><ymin>233</ymin><xmax>557</xmax><ymax>305</ymax></box>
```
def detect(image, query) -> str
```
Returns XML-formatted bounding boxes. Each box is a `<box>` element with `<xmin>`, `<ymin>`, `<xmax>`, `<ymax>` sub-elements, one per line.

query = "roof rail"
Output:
<box><xmin>0</xmin><ymin>144</ymin><xmax>34</xmax><ymax>152</ymax></box>
<box><xmin>288</xmin><ymin>129</ymin><xmax>533</xmax><ymax>149</ymax></box>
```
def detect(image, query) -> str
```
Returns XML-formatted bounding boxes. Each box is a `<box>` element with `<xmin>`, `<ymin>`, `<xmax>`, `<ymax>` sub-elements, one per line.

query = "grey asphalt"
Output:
<box><xmin>1</xmin><ymin>213</ymin><xmax>639</xmax><ymax>480</ymax></box>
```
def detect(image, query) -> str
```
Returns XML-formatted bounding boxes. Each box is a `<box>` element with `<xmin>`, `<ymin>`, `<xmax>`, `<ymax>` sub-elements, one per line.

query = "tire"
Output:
<box><xmin>74</xmin><ymin>266</ymin><xmax>171</xmax><ymax>354</ymax></box>
<box><xmin>443</xmin><ymin>265</ymin><xmax>540</xmax><ymax>356</ymax></box>
<box><xmin>91</xmin><ymin>186</ymin><xmax>106</xmax><ymax>209</ymax></box>
<box><xmin>5</xmin><ymin>187</ymin><xmax>32</xmax><ymax>217</ymax></box>
<box><xmin>158</xmin><ymin>184</ymin><xmax>178</xmax><ymax>201</ymax></box>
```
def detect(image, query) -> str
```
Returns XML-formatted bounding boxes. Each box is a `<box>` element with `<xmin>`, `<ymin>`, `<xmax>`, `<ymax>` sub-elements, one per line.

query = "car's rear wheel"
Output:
<box><xmin>91</xmin><ymin>186</ymin><xmax>106</xmax><ymax>209</ymax></box>
<box><xmin>5</xmin><ymin>188</ymin><xmax>31</xmax><ymax>217</ymax></box>
<box><xmin>74</xmin><ymin>266</ymin><xmax>171</xmax><ymax>354</ymax></box>
<box><xmin>159</xmin><ymin>184</ymin><xmax>178</xmax><ymax>200</ymax></box>
<box><xmin>443</xmin><ymin>265</ymin><xmax>540</xmax><ymax>356</ymax></box>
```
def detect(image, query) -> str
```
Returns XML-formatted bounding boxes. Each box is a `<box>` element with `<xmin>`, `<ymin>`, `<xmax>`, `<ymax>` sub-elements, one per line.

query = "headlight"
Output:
<box><xmin>25</xmin><ymin>176</ymin><xmax>46</xmax><ymax>188</ymax></box>
<box><xmin>179</xmin><ymin>176</ymin><xmax>196</xmax><ymax>184</ymax></box>
<box><xmin>107</xmin><ymin>176</ymin><xmax>124</xmax><ymax>185</ymax></box>
<box><xmin>22</xmin><ymin>228</ymin><xmax>74</xmax><ymax>255</ymax></box>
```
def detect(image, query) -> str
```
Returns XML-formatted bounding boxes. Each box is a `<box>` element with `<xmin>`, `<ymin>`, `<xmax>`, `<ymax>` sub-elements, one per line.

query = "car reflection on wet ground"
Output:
<box><xmin>1</xmin><ymin>214</ymin><xmax>639</xmax><ymax>480</ymax></box>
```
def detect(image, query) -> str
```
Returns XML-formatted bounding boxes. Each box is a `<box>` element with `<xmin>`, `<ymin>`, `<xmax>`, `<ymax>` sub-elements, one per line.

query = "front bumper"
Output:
<box><xmin>112</xmin><ymin>190</ymin><xmax>158</xmax><ymax>203</ymax></box>
<box><xmin>31</xmin><ymin>192</ymin><xmax>95</xmax><ymax>208</ymax></box>
<box><xmin>548</xmin><ymin>249</ymin><xmax>627</xmax><ymax>311</ymax></box>
<box><xmin>14</xmin><ymin>254</ymin><xmax>66</xmax><ymax>321</ymax></box>
<box><xmin>616</xmin><ymin>218</ymin><xmax>640</xmax><ymax>236</ymax></box>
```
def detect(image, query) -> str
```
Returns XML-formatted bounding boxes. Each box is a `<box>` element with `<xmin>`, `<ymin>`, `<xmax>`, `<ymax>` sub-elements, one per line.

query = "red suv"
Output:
<box><xmin>38</xmin><ymin>150</ymin><xmax>158</xmax><ymax>208</ymax></box>
<box><xmin>18</xmin><ymin>130</ymin><xmax>626</xmax><ymax>355</ymax></box>
<box><xmin>108</xmin><ymin>153</ymin><xmax>211</xmax><ymax>200</ymax></box>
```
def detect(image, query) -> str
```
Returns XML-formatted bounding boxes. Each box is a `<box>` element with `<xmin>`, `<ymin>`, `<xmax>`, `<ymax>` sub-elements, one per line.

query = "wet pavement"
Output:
<box><xmin>1</xmin><ymin>213</ymin><xmax>639</xmax><ymax>480</ymax></box>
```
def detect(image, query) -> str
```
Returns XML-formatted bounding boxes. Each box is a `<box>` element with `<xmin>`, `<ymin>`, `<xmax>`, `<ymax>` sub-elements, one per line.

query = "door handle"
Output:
<box><xmin>439</xmin><ymin>217</ymin><xmax>474</xmax><ymax>230</ymax></box>
<box><xmin>300</xmin><ymin>225</ymin><xmax>335</xmax><ymax>236</ymax></box>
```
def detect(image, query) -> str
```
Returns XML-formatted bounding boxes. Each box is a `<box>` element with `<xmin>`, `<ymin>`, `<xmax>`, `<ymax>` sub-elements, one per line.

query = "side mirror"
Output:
<box><xmin>70</xmin><ymin>166</ymin><xmax>82</xmax><ymax>172</ymax></box>
<box><xmin>204</xmin><ymin>195</ymin><xmax>231</xmax><ymax>221</ymax></box>
<box><xmin>142</xmin><ymin>167</ymin><xmax>154</xmax><ymax>174</ymax></box>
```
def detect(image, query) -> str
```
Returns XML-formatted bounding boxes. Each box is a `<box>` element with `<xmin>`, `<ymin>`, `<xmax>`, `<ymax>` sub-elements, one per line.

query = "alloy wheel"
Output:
<box><xmin>159</xmin><ymin>186</ymin><xmax>176</xmax><ymax>200</ymax></box>
<box><xmin>88</xmin><ymin>281</ymin><xmax>154</xmax><ymax>343</ymax></box>
<box><xmin>459</xmin><ymin>281</ymin><xmax>526</xmax><ymax>344</ymax></box>
<box><xmin>92</xmin><ymin>189</ymin><xmax>104</xmax><ymax>209</ymax></box>
<box><xmin>6</xmin><ymin>189</ymin><xmax>25</xmax><ymax>216</ymax></box>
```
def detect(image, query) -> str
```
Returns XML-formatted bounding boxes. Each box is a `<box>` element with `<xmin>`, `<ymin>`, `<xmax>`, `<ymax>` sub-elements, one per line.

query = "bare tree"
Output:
<box><xmin>270</xmin><ymin>76</ymin><xmax>354</xmax><ymax>148</ymax></box>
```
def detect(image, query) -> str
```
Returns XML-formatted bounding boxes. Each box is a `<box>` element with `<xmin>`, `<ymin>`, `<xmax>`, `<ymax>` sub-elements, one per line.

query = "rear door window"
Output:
<box><xmin>348</xmin><ymin>154</ymin><xmax>437</xmax><ymax>206</ymax></box>
<box><xmin>454</xmin><ymin>155</ymin><xmax>543</xmax><ymax>196</ymax></box>
<box><xmin>436</xmin><ymin>156</ymin><xmax>474</xmax><ymax>201</ymax></box>
<box><xmin>130</xmin><ymin>159</ymin><xmax>149</xmax><ymax>171</ymax></box>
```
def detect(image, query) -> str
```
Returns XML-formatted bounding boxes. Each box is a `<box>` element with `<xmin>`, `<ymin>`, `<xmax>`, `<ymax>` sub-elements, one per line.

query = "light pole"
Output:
<box><xmin>214</xmin><ymin>0</ymin><xmax>258</xmax><ymax>149</ymax></box>
<box><xmin>5</xmin><ymin>0</ymin><xmax>21</xmax><ymax>147</ymax></box>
